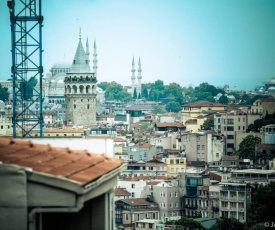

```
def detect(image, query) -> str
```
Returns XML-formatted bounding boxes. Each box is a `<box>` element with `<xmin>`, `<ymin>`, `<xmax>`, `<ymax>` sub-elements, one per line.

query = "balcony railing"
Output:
<box><xmin>220</xmin><ymin>206</ymin><xmax>229</xmax><ymax>211</ymax></box>
<box><xmin>211</xmin><ymin>206</ymin><xmax>219</xmax><ymax>212</ymax></box>
<box><xmin>185</xmin><ymin>205</ymin><xmax>198</xmax><ymax>209</ymax></box>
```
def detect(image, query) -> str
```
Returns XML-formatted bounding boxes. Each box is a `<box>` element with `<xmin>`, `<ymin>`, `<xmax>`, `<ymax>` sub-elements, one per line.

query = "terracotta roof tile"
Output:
<box><xmin>115</xmin><ymin>187</ymin><xmax>131</xmax><ymax>196</ymax></box>
<box><xmin>0</xmin><ymin>137</ymin><xmax>124</xmax><ymax>185</ymax></box>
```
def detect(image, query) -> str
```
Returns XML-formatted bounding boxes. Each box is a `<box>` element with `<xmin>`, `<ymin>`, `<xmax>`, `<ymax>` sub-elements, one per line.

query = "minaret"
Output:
<box><xmin>131</xmin><ymin>56</ymin><xmax>136</xmax><ymax>96</ymax></box>
<box><xmin>137</xmin><ymin>57</ymin><xmax>142</xmax><ymax>98</ymax></box>
<box><xmin>86</xmin><ymin>37</ymin><xmax>90</xmax><ymax>64</ymax></box>
<box><xmin>93</xmin><ymin>40</ymin><xmax>98</xmax><ymax>78</ymax></box>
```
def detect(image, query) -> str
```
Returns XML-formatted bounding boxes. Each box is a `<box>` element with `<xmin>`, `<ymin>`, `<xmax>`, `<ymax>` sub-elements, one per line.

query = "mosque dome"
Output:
<box><xmin>266</xmin><ymin>78</ymin><xmax>275</xmax><ymax>86</ymax></box>
<box><xmin>57</xmin><ymin>79</ymin><xmax>64</xmax><ymax>87</ymax></box>
<box><xmin>51</xmin><ymin>61</ymin><xmax>71</xmax><ymax>69</ymax></box>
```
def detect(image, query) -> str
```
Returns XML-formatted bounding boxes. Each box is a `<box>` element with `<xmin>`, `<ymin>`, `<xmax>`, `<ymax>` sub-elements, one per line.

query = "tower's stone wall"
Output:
<box><xmin>65</xmin><ymin>74</ymin><xmax>97</xmax><ymax>127</ymax></box>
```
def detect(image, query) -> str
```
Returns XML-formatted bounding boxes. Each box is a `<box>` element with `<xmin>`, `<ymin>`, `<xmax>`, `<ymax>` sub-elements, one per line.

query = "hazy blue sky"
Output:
<box><xmin>0</xmin><ymin>0</ymin><xmax>275</xmax><ymax>90</ymax></box>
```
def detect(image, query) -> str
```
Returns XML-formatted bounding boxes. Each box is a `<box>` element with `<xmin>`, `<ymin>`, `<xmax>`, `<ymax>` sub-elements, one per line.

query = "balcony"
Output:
<box><xmin>220</xmin><ymin>206</ymin><xmax>229</xmax><ymax>211</ymax></box>
<box><xmin>238</xmin><ymin>196</ymin><xmax>245</xmax><ymax>201</ymax></box>
<box><xmin>211</xmin><ymin>206</ymin><xmax>219</xmax><ymax>212</ymax></box>
<box><xmin>220</xmin><ymin>195</ymin><xmax>229</xmax><ymax>201</ymax></box>
<box><xmin>229</xmin><ymin>196</ymin><xmax>237</xmax><ymax>201</ymax></box>
<box><xmin>186</xmin><ymin>204</ymin><xmax>198</xmax><ymax>209</ymax></box>
<box><xmin>220</xmin><ymin>186</ymin><xmax>247</xmax><ymax>192</ymax></box>
<box><xmin>198</xmin><ymin>206</ymin><xmax>208</xmax><ymax>210</ymax></box>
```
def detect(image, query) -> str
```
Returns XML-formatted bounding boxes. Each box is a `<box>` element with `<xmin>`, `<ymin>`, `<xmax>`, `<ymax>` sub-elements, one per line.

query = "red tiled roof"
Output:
<box><xmin>113</xmin><ymin>137</ymin><xmax>126</xmax><ymax>142</ymax></box>
<box><xmin>155</xmin><ymin>122</ymin><xmax>185</xmax><ymax>128</ymax></box>
<box><xmin>147</xmin><ymin>181</ymin><xmax>161</xmax><ymax>185</ymax></box>
<box><xmin>183</xmin><ymin>100</ymin><xmax>225</xmax><ymax>108</ymax></box>
<box><xmin>115</xmin><ymin>187</ymin><xmax>131</xmax><ymax>196</ymax></box>
<box><xmin>258</xmin><ymin>98</ymin><xmax>275</xmax><ymax>102</ymax></box>
<box><xmin>121</xmin><ymin>198</ymin><xmax>156</xmax><ymax>206</ymax></box>
<box><xmin>201</xmin><ymin>186</ymin><xmax>209</xmax><ymax>191</ymax></box>
<box><xmin>0</xmin><ymin>137</ymin><xmax>124</xmax><ymax>185</ymax></box>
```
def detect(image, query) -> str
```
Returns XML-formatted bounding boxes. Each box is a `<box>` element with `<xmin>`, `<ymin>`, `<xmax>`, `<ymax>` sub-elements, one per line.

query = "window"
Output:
<box><xmin>227</xmin><ymin>135</ymin><xmax>234</xmax><ymax>139</ymax></box>
<box><xmin>132</xmin><ymin>184</ymin><xmax>135</xmax><ymax>189</ymax></box>
<box><xmin>227</xmin><ymin>143</ymin><xmax>234</xmax><ymax>148</ymax></box>
<box><xmin>170</xmin><ymin>203</ymin><xmax>173</xmax><ymax>208</ymax></box>
<box><xmin>226</xmin><ymin>126</ymin><xmax>234</xmax><ymax>131</ymax></box>
<box><xmin>197</xmin><ymin>145</ymin><xmax>200</xmax><ymax>150</ymax></box>
<box><xmin>216</xmin><ymin>153</ymin><xmax>219</xmax><ymax>157</ymax></box>
<box><xmin>131</xmin><ymin>192</ymin><xmax>135</xmax><ymax>197</ymax></box>
<box><xmin>170</xmin><ymin>192</ymin><xmax>172</xmax><ymax>197</ymax></box>
<box><xmin>175</xmin><ymin>192</ymin><xmax>178</xmax><ymax>197</ymax></box>
<box><xmin>202</xmin><ymin>145</ymin><xmax>205</xmax><ymax>150</ymax></box>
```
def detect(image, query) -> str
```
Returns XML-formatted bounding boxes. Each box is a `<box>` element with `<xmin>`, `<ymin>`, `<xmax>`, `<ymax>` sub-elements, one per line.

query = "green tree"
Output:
<box><xmin>0</xmin><ymin>84</ymin><xmax>9</xmax><ymax>102</ymax></box>
<box><xmin>152</xmin><ymin>105</ymin><xmax>164</xmax><ymax>114</ymax></box>
<box><xmin>104</xmin><ymin>81</ymin><xmax>132</xmax><ymax>101</ymax></box>
<box><xmin>219</xmin><ymin>94</ymin><xmax>228</xmax><ymax>104</ymax></box>
<box><xmin>164</xmin><ymin>83</ymin><xmax>184</xmax><ymax>104</ymax></box>
<box><xmin>201</xmin><ymin>118</ymin><xmax>214</xmax><ymax>130</ymax></box>
<box><xmin>210</xmin><ymin>217</ymin><xmax>245</xmax><ymax>230</ymax></box>
<box><xmin>97</xmin><ymin>81</ymin><xmax>109</xmax><ymax>91</ymax></box>
<box><xmin>141</xmin><ymin>87</ymin><xmax>148</xmax><ymax>99</ymax></box>
<box><xmin>133</xmin><ymin>88</ymin><xmax>137</xmax><ymax>99</ymax></box>
<box><xmin>20</xmin><ymin>77</ymin><xmax>38</xmax><ymax>100</ymax></box>
<box><xmin>247</xmin><ymin>181</ymin><xmax>275</xmax><ymax>228</ymax></box>
<box><xmin>166</xmin><ymin>217</ymin><xmax>205</xmax><ymax>230</ymax></box>
<box><xmin>235</xmin><ymin>135</ymin><xmax>261</xmax><ymax>159</ymax></box>
<box><xmin>165</xmin><ymin>101</ymin><xmax>182</xmax><ymax>112</ymax></box>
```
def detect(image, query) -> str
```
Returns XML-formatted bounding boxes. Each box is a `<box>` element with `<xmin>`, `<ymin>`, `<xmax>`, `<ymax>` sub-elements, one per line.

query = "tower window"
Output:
<box><xmin>74</xmin><ymin>104</ymin><xmax>76</xmax><ymax>109</ymax></box>
<box><xmin>87</xmin><ymin>104</ymin><xmax>90</xmax><ymax>109</ymax></box>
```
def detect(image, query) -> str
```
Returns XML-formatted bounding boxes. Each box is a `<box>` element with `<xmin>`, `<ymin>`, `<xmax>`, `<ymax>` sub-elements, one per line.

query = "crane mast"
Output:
<box><xmin>7</xmin><ymin>0</ymin><xmax>44</xmax><ymax>138</ymax></box>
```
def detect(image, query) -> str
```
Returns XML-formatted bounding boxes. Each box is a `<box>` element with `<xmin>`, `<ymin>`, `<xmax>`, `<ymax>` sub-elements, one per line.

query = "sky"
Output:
<box><xmin>0</xmin><ymin>0</ymin><xmax>275</xmax><ymax>91</ymax></box>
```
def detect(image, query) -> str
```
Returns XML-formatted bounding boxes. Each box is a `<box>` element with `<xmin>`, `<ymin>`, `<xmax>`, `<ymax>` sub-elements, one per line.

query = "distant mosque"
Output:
<box><xmin>39</xmin><ymin>31</ymin><xmax>102</xmax><ymax>105</ymax></box>
<box><xmin>130</xmin><ymin>56</ymin><xmax>142</xmax><ymax>98</ymax></box>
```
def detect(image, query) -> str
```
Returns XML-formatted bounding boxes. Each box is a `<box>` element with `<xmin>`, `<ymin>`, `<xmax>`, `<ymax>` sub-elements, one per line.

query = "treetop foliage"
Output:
<box><xmin>0</xmin><ymin>84</ymin><xmax>9</xmax><ymax>102</ymax></box>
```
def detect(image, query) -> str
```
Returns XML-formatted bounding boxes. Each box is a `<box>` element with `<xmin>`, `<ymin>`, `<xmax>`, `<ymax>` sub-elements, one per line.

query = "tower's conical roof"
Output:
<box><xmin>69</xmin><ymin>35</ymin><xmax>91</xmax><ymax>73</ymax></box>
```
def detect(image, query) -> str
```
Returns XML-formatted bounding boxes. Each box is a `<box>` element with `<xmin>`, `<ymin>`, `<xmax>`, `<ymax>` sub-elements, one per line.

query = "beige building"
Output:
<box><xmin>181</xmin><ymin>131</ymin><xmax>224</xmax><ymax>165</ymax></box>
<box><xmin>0</xmin><ymin>115</ymin><xmax>12</xmax><ymax>136</ymax></box>
<box><xmin>251</xmin><ymin>97</ymin><xmax>275</xmax><ymax>117</ymax></box>
<box><xmin>214</xmin><ymin>112</ymin><xmax>261</xmax><ymax>154</ymax></box>
<box><xmin>165</xmin><ymin>157</ymin><xmax>186</xmax><ymax>178</ymax></box>
<box><xmin>181</xmin><ymin>101</ymin><xmax>226</xmax><ymax>124</ymax></box>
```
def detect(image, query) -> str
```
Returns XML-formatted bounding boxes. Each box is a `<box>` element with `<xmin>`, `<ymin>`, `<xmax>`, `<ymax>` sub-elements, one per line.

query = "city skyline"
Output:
<box><xmin>0</xmin><ymin>0</ymin><xmax>275</xmax><ymax>91</ymax></box>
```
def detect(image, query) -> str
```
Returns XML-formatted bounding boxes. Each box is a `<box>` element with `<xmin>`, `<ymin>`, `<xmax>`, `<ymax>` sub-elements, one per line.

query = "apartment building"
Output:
<box><xmin>197</xmin><ymin>186</ymin><xmax>210</xmax><ymax>218</ymax></box>
<box><xmin>251</xmin><ymin>97</ymin><xmax>275</xmax><ymax>117</ymax></box>
<box><xmin>214</xmin><ymin>112</ymin><xmax>261</xmax><ymax>154</ymax></box>
<box><xmin>183</xmin><ymin>173</ymin><xmax>210</xmax><ymax>218</ymax></box>
<box><xmin>230</xmin><ymin>169</ymin><xmax>275</xmax><ymax>185</ymax></box>
<box><xmin>181</xmin><ymin>131</ymin><xmax>225</xmax><ymax>165</ymax></box>
<box><xmin>208</xmin><ymin>184</ymin><xmax>221</xmax><ymax>218</ymax></box>
<box><xmin>123</xmin><ymin>160</ymin><xmax>167</xmax><ymax>177</ymax></box>
<box><xmin>141</xmin><ymin>181</ymin><xmax>181</xmax><ymax>223</ymax></box>
<box><xmin>115</xmin><ymin>198</ymin><xmax>160</xmax><ymax>230</ymax></box>
<box><xmin>181</xmin><ymin>100</ymin><xmax>226</xmax><ymax>124</ymax></box>
<box><xmin>165</xmin><ymin>157</ymin><xmax>187</xmax><ymax>178</ymax></box>
<box><xmin>127</xmin><ymin>143</ymin><xmax>157</xmax><ymax>162</ymax></box>
<box><xmin>219</xmin><ymin>182</ymin><xmax>251</xmax><ymax>223</ymax></box>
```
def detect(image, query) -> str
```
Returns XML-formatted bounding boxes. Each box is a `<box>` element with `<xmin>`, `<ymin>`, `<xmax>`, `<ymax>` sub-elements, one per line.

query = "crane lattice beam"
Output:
<box><xmin>8</xmin><ymin>0</ymin><xmax>44</xmax><ymax>138</ymax></box>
